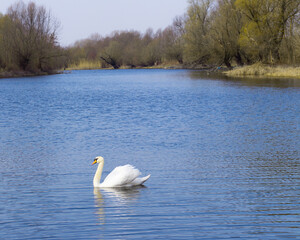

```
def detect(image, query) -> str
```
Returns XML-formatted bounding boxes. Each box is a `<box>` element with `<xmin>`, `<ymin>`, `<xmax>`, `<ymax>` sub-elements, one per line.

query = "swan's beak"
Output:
<box><xmin>92</xmin><ymin>159</ymin><xmax>97</xmax><ymax>165</ymax></box>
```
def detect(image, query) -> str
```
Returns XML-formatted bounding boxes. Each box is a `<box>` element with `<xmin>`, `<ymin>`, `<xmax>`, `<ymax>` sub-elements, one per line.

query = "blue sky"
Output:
<box><xmin>0</xmin><ymin>0</ymin><xmax>188</xmax><ymax>46</ymax></box>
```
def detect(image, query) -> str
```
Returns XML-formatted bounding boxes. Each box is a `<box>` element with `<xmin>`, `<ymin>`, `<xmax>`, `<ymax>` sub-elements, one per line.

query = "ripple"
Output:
<box><xmin>0</xmin><ymin>70</ymin><xmax>299</xmax><ymax>239</ymax></box>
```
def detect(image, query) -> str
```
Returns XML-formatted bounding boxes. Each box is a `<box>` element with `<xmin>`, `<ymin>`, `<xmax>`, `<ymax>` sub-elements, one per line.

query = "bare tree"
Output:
<box><xmin>2</xmin><ymin>1</ymin><xmax>63</xmax><ymax>72</ymax></box>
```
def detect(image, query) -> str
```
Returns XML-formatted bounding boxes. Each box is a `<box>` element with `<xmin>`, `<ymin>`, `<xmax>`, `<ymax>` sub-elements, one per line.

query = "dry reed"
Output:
<box><xmin>67</xmin><ymin>60</ymin><xmax>102</xmax><ymax>70</ymax></box>
<box><xmin>225</xmin><ymin>63</ymin><xmax>300</xmax><ymax>78</ymax></box>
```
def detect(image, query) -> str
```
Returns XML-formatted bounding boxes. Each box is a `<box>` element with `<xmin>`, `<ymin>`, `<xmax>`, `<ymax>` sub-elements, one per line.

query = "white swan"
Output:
<box><xmin>92</xmin><ymin>156</ymin><xmax>150</xmax><ymax>187</ymax></box>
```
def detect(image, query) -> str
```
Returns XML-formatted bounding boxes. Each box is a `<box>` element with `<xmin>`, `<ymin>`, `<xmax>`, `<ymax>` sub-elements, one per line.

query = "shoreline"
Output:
<box><xmin>2</xmin><ymin>63</ymin><xmax>300</xmax><ymax>79</ymax></box>
<box><xmin>225</xmin><ymin>63</ymin><xmax>300</xmax><ymax>79</ymax></box>
<box><xmin>0</xmin><ymin>70</ymin><xmax>64</xmax><ymax>79</ymax></box>
<box><xmin>66</xmin><ymin>63</ymin><xmax>300</xmax><ymax>79</ymax></box>
<box><xmin>65</xmin><ymin>63</ymin><xmax>225</xmax><ymax>71</ymax></box>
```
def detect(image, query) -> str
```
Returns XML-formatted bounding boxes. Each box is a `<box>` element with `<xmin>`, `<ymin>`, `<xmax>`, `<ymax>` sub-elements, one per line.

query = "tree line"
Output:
<box><xmin>67</xmin><ymin>22</ymin><xmax>184</xmax><ymax>69</ymax></box>
<box><xmin>1</xmin><ymin>0</ymin><xmax>300</xmax><ymax>73</ymax></box>
<box><xmin>67</xmin><ymin>0</ymin><xmax>300</xmax><ymax>69</ymax></box>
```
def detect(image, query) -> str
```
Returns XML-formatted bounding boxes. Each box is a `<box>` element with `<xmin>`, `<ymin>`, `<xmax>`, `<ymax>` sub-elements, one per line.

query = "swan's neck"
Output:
<box><xmin>93</xmin><ymin>161</ymin><xmax>104</xmax><ymax>187</ymax></box>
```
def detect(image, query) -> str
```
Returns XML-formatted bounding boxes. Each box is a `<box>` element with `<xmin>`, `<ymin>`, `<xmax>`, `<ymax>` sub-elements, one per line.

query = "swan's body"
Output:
<box><xmin>92</xmin><ymin>156</ymin><xmax>150</xmax><ymax>187</ymax></box>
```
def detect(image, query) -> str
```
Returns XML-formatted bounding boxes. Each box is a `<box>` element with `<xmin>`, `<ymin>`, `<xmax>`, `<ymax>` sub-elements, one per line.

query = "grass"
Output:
<box><xmin>67</xmin><ymin>60</ymin><xmax>102</xmax><ymax>70</ymax></box>
<box><xmin>225</xmin><ymin>63</ymin><xmax>300</xmax><ymax>78</ymax></box>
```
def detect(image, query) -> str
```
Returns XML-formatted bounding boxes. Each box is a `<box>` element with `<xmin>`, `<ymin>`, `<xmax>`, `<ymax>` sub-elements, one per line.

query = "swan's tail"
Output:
<box><xmin>132</xmin><ymin>174</ymin><xmax>151</xmax><ymax>186</ymax></box>
<box><xmin>140</xmin><ymin>174</ymin><xmax>151</xmax><ymax>185</ymax></box>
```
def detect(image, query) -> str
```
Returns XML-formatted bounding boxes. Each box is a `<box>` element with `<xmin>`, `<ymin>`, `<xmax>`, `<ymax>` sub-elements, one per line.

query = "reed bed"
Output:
<box><xmin>67</xmin><ymin>60</ymin><xmax>102</xmax><ymax>70</ymax></box>
<box><xmin>226</xmin><ymin>63</ymin><xmax>300</xmax><ymax>78</ymax></box>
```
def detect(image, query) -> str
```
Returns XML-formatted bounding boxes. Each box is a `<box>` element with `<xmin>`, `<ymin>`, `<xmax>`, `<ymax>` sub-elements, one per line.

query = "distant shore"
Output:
<box><xmin>2</xmin><ymin>63</ymin><xmax>300</xmax><ymax>79</ymax></box>
<box><xmin>0</xmin><ymin>70</ymin><xmax>64</xmax><ymax>79</ymax></box>
<box><xmin>65</xmin><ymin>61</ymin><xmax>225</xmax><ymax>71</ymax></box>
<box><xmin>0</xmin><ymin>65</ymin><xmax>211</xmax><ymax>79</ymax></box>
<box><xmin>67</xmin><ymin>62</ymin><xmax>300</xmax><ymax>79</ymax></box>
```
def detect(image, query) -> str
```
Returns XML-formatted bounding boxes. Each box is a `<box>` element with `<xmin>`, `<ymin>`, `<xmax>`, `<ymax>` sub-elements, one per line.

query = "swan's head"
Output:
<box><xmin>92</xmin><ymin>156</ymin><xmax>104</xmax><ymax>165</ymax></box>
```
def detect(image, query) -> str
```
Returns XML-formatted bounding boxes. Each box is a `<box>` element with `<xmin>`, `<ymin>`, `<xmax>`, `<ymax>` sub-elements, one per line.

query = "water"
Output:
<box><xmin>0</xmin><ymin>69</ymin><xmax>299</xmax><ymax>239</ymax></box>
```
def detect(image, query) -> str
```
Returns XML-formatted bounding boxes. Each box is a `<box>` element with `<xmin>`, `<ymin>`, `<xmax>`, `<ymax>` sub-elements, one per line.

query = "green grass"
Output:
<box><xmin>225</xmin><ymin>63</ymin><xmax>300</xmax><ymax>78</ymax></box>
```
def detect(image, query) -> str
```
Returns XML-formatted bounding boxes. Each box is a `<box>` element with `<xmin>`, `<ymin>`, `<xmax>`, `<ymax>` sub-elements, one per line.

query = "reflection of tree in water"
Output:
<box><xmin>93</xmin><ymin>186</ymin><xmax>146</xmax><ymax>224</ymax></box>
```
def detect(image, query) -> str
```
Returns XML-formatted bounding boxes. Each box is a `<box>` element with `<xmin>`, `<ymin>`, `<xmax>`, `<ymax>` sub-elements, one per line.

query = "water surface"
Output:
<box><xmin>0</xmin><ymin>69</ymin><xmax>299</xmax><ymax>239</ymax></box>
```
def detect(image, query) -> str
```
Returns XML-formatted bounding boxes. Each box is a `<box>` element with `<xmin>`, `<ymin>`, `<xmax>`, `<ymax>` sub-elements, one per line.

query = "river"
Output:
<box><xmin>0</xmin><ymin>69</ymin><xmax>299</xmax><ymax>239</ymax></box>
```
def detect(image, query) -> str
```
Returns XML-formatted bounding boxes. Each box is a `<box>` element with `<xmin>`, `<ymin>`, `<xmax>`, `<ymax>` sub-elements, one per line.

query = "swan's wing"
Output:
<box><xmin>101</xmin><ymin>164</ymin><xmax>141</xmax><ymax>187</ymax></box>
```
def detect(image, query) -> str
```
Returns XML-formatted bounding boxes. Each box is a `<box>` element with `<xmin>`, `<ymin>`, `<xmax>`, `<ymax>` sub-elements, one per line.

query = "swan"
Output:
<box><xmin>92</xmin><ymin>156</ymin><xmax>150</xmax><ymax>187</ymax></box>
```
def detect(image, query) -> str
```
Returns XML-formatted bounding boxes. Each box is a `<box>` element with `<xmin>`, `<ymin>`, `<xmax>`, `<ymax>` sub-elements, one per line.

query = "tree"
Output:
<box><xmin>0</xmin><ymin>13</ymin><xmax>8</xmax><ymax>69</ymax></box>
<box><xmin>236</xmin><ymin>0</ymin><xmax>300</xmax><ymax>63</ymax></box>
<box><xmin>209</xmin><ymin>0</ymin><xmax>245</xmax><ymax>68</ymax></box>
<box><xmin>183</xmin><ymin>0</ymin><xmax>213</xmax><ymax>64</ymax></box>
<box><xmin>100</xmin><ymin>40</ymin><xmax>122</xmax><ymax>69</ymax></box>
<box><xmin>1</xmin><ymin>1</ymin><xmax>63</xmax><ymax>72</ymax></box>
<box><xmin>160</xmin><ymin>16</ymin><xmax>185</xmax><ymax>64</ymax></box>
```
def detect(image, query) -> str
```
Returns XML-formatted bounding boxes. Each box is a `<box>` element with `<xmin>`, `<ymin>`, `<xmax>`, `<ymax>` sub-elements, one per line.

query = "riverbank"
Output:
<box><xmin>0</xmin><ymin>64</ymin><xmax>212</xmax><ymax>79</ymax></box>
<box><xmin>225</xmin><ymin>63</ymin><xmax>300</xmax><ymax>79</ymax></box>
<box><xmin>0</xmin><ymin>70</ymin><xmax>63</xmax><ymax>79</ymax></box>
<box><xmin>3</xmin><ymin>63</ymin><xmax>300</xmax><ymax>79</ymax></box>
<box><xmin>66</xmin><ymin>61</ymin><xmax>223</xmax><ymax>71</ymax></box>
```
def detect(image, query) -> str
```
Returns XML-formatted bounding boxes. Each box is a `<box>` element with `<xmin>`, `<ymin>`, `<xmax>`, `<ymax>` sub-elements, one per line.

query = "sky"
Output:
<box><xmin>0</xmin><ymin>0</ymin><xmax>188</xmax><ymax>46</ymax></box>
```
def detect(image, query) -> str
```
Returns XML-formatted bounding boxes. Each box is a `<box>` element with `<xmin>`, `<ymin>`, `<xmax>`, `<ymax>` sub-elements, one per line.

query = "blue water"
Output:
<box><xmin>0</xmin><ymin>69</ymin><xmax>299</xmax><ymax>239</ymax></box>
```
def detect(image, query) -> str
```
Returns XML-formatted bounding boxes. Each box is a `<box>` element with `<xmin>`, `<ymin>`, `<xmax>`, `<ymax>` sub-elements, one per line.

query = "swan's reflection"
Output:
<box><xmin>102</xmin><ymin>186</ymin><xmax>145</xmax><ymax>203</ymax></box>
<box><xmin>93</xmin><ymin>188</ymin><xmax>105</xmax><ymax>225</ymax></box>
<box><xmin>93</xmin><ymin>186</ymin><xmax>146</xmax><ymax>224</ymax></box>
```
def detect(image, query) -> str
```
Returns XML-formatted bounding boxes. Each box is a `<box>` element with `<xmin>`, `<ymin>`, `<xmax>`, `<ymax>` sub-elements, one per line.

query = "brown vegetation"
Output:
<box><xmin>66</xmin><ymin>24</ymin><xmax>184</xmax><ymax>70</ymax></box>
<box><xmin>225</xmin><ymin>63</ymin><xmax>300</xmax><ymax>78</ymax></box>
<box><xmin>66</xmin><ymin>0</ymin><xmax>300</xmax><ymax>71</ymax></box>
<box><xmin>0</xmin><ymin>2</ymin><xmax>65</xmax><ymax>75</ymax></box>
<box><xmin>1</xmin><ymin>0</ymin><xmax>300</xmax><ymax>76</ymax></box>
